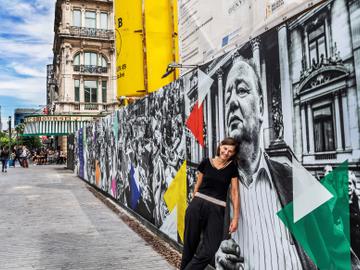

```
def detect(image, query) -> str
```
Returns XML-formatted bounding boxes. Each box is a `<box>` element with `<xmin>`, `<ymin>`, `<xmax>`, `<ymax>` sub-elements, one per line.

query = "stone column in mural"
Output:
<box><xmin>341</xmin><ymin>90</ymin><xmax>351</xmax><ymax>150</ymax></box>
<box><xmin>217</xmin><ymin>69</ymin><xmax>225</xmax><ymax>141</ymax></box>
<box><xmin>307</xmin><ymin>103</ymin><xmax>315</xmax><ymax>153</ymax></box>
<box><xmin>334</xmin><ymin>92</ymin><xmax>343</xmax><ymax>151</ymax></box>
<box><xmin>277</xmin><ymin>23</ymin><xmax>294</xmax><ymax>149</ymax></box>
<box><xmin>301</xmin><ymin>104</ymin><xmax>307</xmax><ymax>154</ymax></box>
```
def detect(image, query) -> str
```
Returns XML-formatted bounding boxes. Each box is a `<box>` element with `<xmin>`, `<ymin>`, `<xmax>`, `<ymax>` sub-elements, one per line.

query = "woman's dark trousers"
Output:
<box><xmin>1</xmin><ymin>159</ymin><xmax>7</xmax><ymax>172</ymax></box>
<box><xmin>180</xmin><ymin>197</ymin><xmax>225</xmax><ymax>270</ymax></box>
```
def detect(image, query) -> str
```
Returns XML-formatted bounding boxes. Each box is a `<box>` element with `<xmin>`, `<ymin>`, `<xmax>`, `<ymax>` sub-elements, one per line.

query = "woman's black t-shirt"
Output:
<box><xmin>197</xmin><ymin>158</ymin><xmax>239</xmax><ymax>202</ymax></box>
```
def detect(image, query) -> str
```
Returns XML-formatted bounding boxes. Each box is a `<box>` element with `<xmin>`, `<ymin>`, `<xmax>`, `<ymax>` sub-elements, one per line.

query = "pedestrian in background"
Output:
<box><xmin>180</xmin><ymin>137</ymin><xmax>240</xmax><ymax>270</ymax></box>
<box><xmin>14</xmin><ymin>146</ymin><xmax>23</xmax><ymax>167</ymax></box>
<box><xmin>9</xmin><ymin>150</ymin><xmax>16</xmax><ymax>167</ymax></box>
<box><xmin>20</xmin><ymin>146</ymin><xmax>29</xmax><ymax>168</ymax></box>
<box><xmin>1</xmin><ymin>146</ymin><xmax>10</xmax><ymax>173</ymax></box>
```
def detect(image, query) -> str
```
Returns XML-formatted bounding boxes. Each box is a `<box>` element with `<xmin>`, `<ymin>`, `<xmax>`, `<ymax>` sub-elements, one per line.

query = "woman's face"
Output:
<box><xmin>219</xmin><ymin>144</ymin><xmax>236</xmax><ymax>161</ymax></box>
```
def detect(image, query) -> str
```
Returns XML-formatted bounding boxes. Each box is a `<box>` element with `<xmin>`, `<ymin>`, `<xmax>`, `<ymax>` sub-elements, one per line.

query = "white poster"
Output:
<box><xmin>178</xmin><ymin>0</ymin><xmax>325</xmax><ymax>65</ymax></box>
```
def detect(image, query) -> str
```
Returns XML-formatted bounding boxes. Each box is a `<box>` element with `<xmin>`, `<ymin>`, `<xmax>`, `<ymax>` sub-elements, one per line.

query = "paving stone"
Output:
<box><xmin>0</xmin><ymin>165</ymin><xmax>176</xmax><ymax>270</ymax></box>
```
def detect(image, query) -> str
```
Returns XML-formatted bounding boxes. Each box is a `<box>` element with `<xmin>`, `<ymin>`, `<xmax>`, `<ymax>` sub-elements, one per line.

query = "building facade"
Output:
<box><xmin>47</xmin><ymin>0</ymin><xmax>117</xmax><ymax>150</ymax></box>
<box><xmin>287</xmin><ymin>0</ymin><xmax>360</xmax><ymax>177</ymax></box>
<box><xmin>14</xmin><ymin>108</ymin><xmax>39</xmax><ymax>127</ymax></box>
<box><xmin>51</xmin><ymin>0</ymin><xmax>117</xmax><ymax>114</ymax></box>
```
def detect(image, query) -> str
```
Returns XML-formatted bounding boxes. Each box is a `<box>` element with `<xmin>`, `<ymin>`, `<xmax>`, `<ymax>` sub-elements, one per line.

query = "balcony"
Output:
<box><xmin>69</xmin><ymin>26</ymin><xmax>114</xmax><ymax>40</ymax></box>
<box><xmin>84</xmin><ymin>103</ymin><xmax>99</xmax><ymax>110</ymax></box>
<box><xmin>73</xmin><ymin>65</ymin><xmax>107</xmax><ymax>74</ymax></box>
<box><xmin>54</xmin><ymin>101</ymin><xmax>118</xmax><ymax>114</ymax></box>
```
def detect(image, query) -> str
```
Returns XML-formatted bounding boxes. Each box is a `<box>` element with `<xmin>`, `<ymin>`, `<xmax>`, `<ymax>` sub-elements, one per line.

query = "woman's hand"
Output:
<box><xmin>229</xmin><ymin>218</ymin><xmax>238</xmax><ymax>233</ymax></box>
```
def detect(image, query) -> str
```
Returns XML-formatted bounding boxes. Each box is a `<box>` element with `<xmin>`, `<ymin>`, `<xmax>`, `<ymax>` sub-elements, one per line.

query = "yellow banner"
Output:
<box><xmin>144</xmin><ymin>0</ymin><xmax>178</xmax><ymax>92</ymax></box>
<box><xmin>115</xmin><ymin>0</ymin><xmax>145</xmax><ymax>97</ymax></box>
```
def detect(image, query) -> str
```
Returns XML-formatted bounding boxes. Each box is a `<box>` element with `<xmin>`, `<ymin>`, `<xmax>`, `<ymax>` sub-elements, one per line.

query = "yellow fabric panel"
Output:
<box><xmin>177</xmin><ymin>161</ymin><xmax>187</xmax><ymax>242</ymax></box>
<box><xmin>144</xmin><ymin>0</ymin><xmax>177</xmax><ymax>92</ymax></box>
<box><xmin>115</xmin><ymin>0</ymin><xmax>145</xmax><ymax>97</ymax></box>
<box><xmin>164</xmin><ymin>161</ymin><xmax>187</xmax><ymax>242</ymax></box>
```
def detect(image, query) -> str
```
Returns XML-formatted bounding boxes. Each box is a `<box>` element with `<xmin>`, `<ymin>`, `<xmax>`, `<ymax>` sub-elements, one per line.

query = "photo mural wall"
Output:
<box><xmin>74</xmin><ymin>0</ymin><xmax>360</xmax><ymax>269</ymax></box>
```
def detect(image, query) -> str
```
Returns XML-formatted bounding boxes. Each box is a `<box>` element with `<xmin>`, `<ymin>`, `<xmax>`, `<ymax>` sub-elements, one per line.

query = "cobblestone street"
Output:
<box><xmin>0</xmin><ymin>165</ymin><xmax>176</xmax><ymax>270</ymax></box>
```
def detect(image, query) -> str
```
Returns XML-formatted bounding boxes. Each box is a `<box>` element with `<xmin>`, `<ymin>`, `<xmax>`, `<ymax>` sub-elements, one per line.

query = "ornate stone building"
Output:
<box><xmin>51</xmin><ymin>0</ymin><xmax>116</xmax><ymax>113</ymax></box>
<box><xmin>287</xmin><ymin>0</ymin><xmax>360</xmax><ymax>178</ymax></box>
<box><xmin>46</xmin><ymin>0</ymin><xmax>117</xmax><ymax>150</ymax></box>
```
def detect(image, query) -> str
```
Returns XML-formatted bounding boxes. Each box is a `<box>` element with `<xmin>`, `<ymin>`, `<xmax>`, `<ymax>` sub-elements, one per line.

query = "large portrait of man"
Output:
<box><xmin>210</xmin><ymin>54</ymin><xmax>360</xmax><ymax>270</ymax></box>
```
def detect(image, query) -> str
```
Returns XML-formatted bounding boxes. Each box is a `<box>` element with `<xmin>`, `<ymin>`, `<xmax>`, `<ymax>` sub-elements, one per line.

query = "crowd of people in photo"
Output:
<box><xmin>77</xmin><ymin>81</ymin><xmax>185</xmax><ymax>228</ymax></box>
<box><xmin>31</xmin><ymin>148</ymin><xmax>67</xmax><ymax>166</ymax></box>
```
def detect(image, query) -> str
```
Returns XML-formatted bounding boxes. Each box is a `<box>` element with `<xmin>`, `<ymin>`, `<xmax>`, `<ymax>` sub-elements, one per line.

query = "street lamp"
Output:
<box><xmin>8</xmin><ymin>116</ymin><xmax>11</xmax><ymax>150</ymax></box>
<box><xmin>161</xmin><ymin>62</ymin><xmax>199</xmax><ymax>78</ymax></box>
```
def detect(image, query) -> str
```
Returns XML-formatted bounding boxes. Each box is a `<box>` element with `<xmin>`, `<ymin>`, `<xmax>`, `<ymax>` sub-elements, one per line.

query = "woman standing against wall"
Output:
<box><xmin>180</xmin><ymin>137</ymin><xmax>240</xmax><ymax>270</ymax></box>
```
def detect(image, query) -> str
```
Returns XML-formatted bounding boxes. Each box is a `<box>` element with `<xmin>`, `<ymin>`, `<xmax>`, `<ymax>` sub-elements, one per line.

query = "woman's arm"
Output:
<box><xmin>229</xmin><ymin>177</ymin><xmax>240</xmax><ymax>233</ymax></box>
<box><xmin>192</xmin><ymin>172</ymin><xmax>204</xmax><ymax>198</ymax></box>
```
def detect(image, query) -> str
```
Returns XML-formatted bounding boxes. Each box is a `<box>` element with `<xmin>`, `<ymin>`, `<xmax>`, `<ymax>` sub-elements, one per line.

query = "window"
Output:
<box><xmin>100</xmin><ymin>12</ymin><xmax>108</xmax><ymax>29</ymax></box>
<box><xmin>73</xmin><ymin>52</ymin><xmax>108</xmax><ymax>73</ymax></box>
<box><xmin>313</xmin><ymin>105</ymin><xmax>335</xmax><ymax>152</ymax></box>
<box><xmin>84</xmin><ymin>80</ymin><xmax>97</xmax><ymax>103</ymax></box>
<box><xmin>73</xmin><ymin>9</ymin><xmax>81</xmax><ymax>27</ymax></box>
<box><xmin>84</xmin><ymin>52</ymin><xmax>97</xmax><ymax>66</ymax></box>
<box><xmin>102</xmin><ymin>81</ymin><xmax>107</xmax><ymax>103</ymax></box>
<box><xmin>99</xmin><ymin>55</ymin><xmax>107</xmax><ymax>67</ymax></box>
<box><xmin>85</xmin><ymin>11</ymin><xmax>96</xmax><ymax>28</ymax></box>
<box><xmin>73</xmin><ymin>53</ymin><xmax>80</xmax><ymax>65</ymax></box>
<box><xmin>74</xmin><ymin>80</ymin><xmax>80</xmax><ymax>102</ymax></box>
<box><xmin>308</xmin><ymin>24</ymin><xmax>327</xmax><ymax>65</ymax></box>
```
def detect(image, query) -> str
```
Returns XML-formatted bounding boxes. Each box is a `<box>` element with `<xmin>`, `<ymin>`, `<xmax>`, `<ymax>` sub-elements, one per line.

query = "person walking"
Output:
<box><xmin>20</xmin><ymin>146</ymin><xmax>29</xmax><ymax>168</ymax></box>
<box><xmin>14</xmin><ymin>146</ymin><xmax>23</xmax><ymax>167</ymax></box>
<box><xmin>1</xmin><ymin>146</ymin><xmax>10</xmax><ymax>173</ymax></box>
<box><xmin>180</xmin><ymin>137</ymin><xmax>240</xmax><ymax>270</ymax></box>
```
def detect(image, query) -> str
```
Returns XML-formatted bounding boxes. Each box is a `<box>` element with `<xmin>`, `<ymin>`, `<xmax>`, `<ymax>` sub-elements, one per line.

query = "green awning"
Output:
<box><xmin>23</xmin><ymin>115</ymin><xmax>94</xmax><ymax>136</ymax></box>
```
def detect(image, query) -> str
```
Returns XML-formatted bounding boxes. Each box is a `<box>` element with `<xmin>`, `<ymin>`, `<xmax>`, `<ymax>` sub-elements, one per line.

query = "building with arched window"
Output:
<box><xmin>44</xmin><ymin>0</ymin><xmax>117</xmax><ymax>151</ymax></box>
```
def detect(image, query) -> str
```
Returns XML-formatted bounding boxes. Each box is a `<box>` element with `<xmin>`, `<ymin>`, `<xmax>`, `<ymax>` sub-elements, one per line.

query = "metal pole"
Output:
<box><xmin>8</xmin><ymin>116</ymin><xmax>11</xmax><ymax>151</ymax></box>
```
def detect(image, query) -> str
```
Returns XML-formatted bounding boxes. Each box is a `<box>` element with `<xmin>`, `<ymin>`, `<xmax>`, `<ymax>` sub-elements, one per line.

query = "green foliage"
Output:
<box><xmin>0</xmin><ymin>132</ymin><xmax>14</xmax><ymax>148</ymax></box>
<box><xmin>17</xmin><ymin>136</ymin><xmax>42</xmax><ymax>150</ymax></box>
<box><xmin>15</xmin><ymin>123</ymin><xmax>25</xmax><ymax>135</ymax></box>
<box><xmin>0</xmin><ymin>129</ymin><xmax>42</xmax><ymax>150</ymax></box>
<box><xmin>0</xmin><ymin>136</ymin><xmax>9</xmax><ymax>146</ymax></box>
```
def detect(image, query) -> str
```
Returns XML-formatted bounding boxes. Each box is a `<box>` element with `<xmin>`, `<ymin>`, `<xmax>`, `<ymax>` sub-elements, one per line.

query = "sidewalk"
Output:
<box><xmin>0</xmin><ymin>165</ymin><xmax>176</xmax><ymax>270</ymax></box>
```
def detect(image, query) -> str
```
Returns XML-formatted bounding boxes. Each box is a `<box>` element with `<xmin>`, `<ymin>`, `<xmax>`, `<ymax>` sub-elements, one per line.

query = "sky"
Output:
<box><xmin>0</xmin><ymin>0</ymin><xmax>56</xmax><ymax>130</ymax></box>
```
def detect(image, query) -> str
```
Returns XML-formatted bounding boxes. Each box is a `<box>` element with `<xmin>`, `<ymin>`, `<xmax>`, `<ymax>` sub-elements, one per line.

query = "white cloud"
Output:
<box><xmin>0</xmin><ymin>0</ymin><xmax>55</xmax><ymax>117</ymax></box>
<box><xmin>10</xmin><ymin>63</ymin><xmax>45</xmax><ymax>78</ymax></box>
<box><xmin>0</xmin><ymin>76</ymin><xmax>46</xmax><ymax>105</ymax></box>
<box><xmin>0</xmin><ymin>0</ymin><xmax>55</xmax><ymax>41</ymax></box>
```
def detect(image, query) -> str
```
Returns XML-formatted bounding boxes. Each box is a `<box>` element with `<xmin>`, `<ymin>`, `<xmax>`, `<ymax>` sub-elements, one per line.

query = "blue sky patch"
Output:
<box><xmin>0</xmin><ymin>0</ymin><xmax>55</xmax><ymax>130</ymax></box>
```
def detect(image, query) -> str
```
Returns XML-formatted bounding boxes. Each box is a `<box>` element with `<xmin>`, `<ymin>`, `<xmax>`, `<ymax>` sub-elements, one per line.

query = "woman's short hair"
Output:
<box><xmin>216</xmin><ymin>137</ymin><xmax>239</xmax><ymax>160</ymax></box>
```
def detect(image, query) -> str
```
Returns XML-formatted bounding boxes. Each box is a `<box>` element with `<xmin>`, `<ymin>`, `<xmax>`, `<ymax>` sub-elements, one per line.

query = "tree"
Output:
<box><xmin>0</xmin><ymin>131</ymin><xmax>14</xmax><ymax>148</ymax></box>
<box><xmin>17</xmin><ymin>136</ymin><xmax>42</xmax><ymax>150</ymax></box>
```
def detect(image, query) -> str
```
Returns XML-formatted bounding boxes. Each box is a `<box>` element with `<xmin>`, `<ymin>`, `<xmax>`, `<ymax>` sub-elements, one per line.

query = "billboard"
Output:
<box><xmin>76</xmin><ymin>0</ymin><xmax>360</xmax><ymax>269</ymax></box>
<box><xmin>178</xmin><ymin>0</ymin><xmax>325</xmax><ymax>65</ymax></box>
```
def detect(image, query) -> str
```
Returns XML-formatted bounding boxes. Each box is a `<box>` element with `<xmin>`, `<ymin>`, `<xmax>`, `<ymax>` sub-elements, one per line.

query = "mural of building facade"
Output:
<box><xmin>73</xmin><ymin>0</ymin><xmax>360</xmax><ymax>269</ymax></box>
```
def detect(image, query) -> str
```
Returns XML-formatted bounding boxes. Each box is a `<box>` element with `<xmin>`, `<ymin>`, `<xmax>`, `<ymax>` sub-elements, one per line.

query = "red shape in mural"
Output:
<box><xmin>186</xmin><ymin>101</ymin><xmax>204</xmax><ymax>147</ymax></box>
